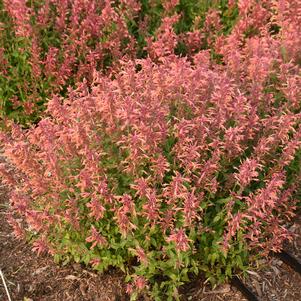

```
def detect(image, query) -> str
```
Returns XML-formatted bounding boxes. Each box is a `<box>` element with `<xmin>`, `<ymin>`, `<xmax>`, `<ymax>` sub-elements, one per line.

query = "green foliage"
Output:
<box><xmin>0</xmin><ymin>0</ymin><xmax>50</xmax><ymax>125</ymax></box>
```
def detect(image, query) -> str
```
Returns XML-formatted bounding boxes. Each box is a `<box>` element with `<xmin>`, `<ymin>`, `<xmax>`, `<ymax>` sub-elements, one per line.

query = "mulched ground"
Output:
<box><xmin>243</xmin><ymin>257</ymin><xmax>301</xmax><ymax>301</ymax></box>
<box><xmin>0</xmin><ymin>180</ymin><xmax>300</xmax><ymax>301</ymax></box>
<box><xmin>241</xmin><ymin>214</ymin><xmax>301</xmax><ymax>301</ymax></box>
<box><xmin>285</xmin><ymin>215</ymin><xmax>301</xmax><ymax>260</ymax></box>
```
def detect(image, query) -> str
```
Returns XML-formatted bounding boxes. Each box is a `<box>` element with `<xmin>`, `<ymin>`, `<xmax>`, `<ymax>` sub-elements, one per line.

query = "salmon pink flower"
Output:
<box><xmin>86</xmin><ymin>226</ymin><xmax>107</xmax><ymax>249</ymax></box>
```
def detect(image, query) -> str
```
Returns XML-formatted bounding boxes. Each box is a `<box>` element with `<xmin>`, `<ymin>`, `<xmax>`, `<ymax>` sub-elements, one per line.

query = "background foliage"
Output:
<box><xmin>0</xmin><ymin>0</ymin><xmax>239</xmax><ymax>125</ymax></box>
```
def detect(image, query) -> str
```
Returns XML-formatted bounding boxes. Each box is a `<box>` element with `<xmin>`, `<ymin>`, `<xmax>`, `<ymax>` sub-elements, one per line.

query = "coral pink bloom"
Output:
<box><xmin>167</xmin><ymin>229</ymin><xmax>191</xmax><ymax>252</ymax></box>
<box><xmin>86</xmin><ymin>226</ymin><xmax>107</xmax><ymax>249</ymax></box>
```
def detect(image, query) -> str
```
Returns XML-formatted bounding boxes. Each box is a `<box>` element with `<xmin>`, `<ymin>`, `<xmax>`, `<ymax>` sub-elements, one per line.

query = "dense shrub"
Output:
<box><xmin>0</xmin><ymin>0</ymin><xmax>301</xmax><ymax>300</ymax></box>
<box><xmin>0</xmin><ymin>0</ymin><xmax>237</xmax><ymax>125</ymax></box>
<box><xmin>0</xmin><ymin>0</ymin><xmax>138</xmax><ymax>124</ymax></box>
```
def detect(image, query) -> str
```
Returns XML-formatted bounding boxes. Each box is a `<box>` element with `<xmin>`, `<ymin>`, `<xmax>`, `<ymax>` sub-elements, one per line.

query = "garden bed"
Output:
<box><xmin>0</xmin><ymin>185</ymin><xmax>247</xmax><ymax>301</ymax></box>
<box><xmin>1</xmin><ymin>184</ymin><xmax>301</xmax><ymax>301</ymax></box>
<box><xmin>0</xmin><ymin>0</ymin><xmax>300</xmax><ymax>300</ymax></box>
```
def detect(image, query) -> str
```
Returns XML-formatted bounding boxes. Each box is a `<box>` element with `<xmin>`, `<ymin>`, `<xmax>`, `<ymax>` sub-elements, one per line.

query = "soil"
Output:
<box><xmin>0</xmin><ymin>181</ymin><xmax>300</xmax><ymax>301</ymax></box>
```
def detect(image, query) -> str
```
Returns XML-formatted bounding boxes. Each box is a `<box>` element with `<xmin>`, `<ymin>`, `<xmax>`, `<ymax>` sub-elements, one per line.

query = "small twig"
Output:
<box><xmin>0</xmin><ymin>268</ymin><xmax>12</xmax><ymax>301</ymax></box>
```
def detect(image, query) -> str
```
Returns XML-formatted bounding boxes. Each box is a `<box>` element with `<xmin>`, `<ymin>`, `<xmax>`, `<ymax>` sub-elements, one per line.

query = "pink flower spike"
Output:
<box><xmin>86</xmin><ymin>226</ymin><xmax>107</xmax><ymax>250</ymax></box>
<box><xmin>166</xmin><ymin>228</ymin><xmax>191</xmax><ymax>252</ymax></box>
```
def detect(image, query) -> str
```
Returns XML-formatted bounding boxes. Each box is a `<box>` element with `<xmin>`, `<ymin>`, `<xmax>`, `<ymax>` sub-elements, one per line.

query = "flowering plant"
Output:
<box><xmin>0</xmin><ymin>0</ymin><xmax>236</xmax><ymax>125</ymax></box>
<box><xmin>1</xmin><ymin>0</ymin><xmax>301</xmax><ymax>300</ymax></box>
<box><xmin>0</xmin><ymin>0</ymin><xmax>139</xmax><ymax>124</ymax></box>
